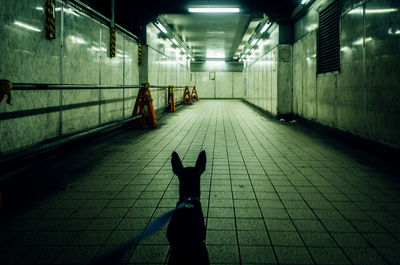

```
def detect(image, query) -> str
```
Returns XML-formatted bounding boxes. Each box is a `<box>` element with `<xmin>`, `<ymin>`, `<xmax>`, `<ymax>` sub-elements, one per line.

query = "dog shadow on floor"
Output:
<box><xmin>167</xmin><ymin>151</ymin><xmax>210</xmax><ymax>265</ymax></box>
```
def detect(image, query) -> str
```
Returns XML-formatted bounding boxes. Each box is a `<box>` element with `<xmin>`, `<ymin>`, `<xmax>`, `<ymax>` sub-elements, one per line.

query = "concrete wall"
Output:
<box><xmin>243</xmin><ymin>25</ymin><xmax>292</xmax><ymax>116</ymax></box>
<box><xmin>146</xmin><ymin>24</ymin><xmax>191</xmax><ymax>108</ymax></box>
<box><xmin>293</xmin><ymin>0</ymin><xmax>400</xmax><ymax>147</ymax></box>
<box><xmin>0</xmin><ymin>0</ymin><xmax>137</xmax><ymax>154</ymax></box>
<box><xmin>0</xmin><ymin>0</ymin><xmax>143</xmax><ymax>154</ymax></box>
<box><xmin>193</xmin><ymin>72</ymin><xmax>243</xmax><ymax>99</ymax></box>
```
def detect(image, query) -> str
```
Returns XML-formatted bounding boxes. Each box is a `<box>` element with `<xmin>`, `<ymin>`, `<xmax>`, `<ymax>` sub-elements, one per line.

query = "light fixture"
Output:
<box><xmin>245</xmin><ymin>48</ymin><xmax>250</xmax><ymax>54</ymax></box>
<box><xmin>366</xmin><ymin>8</ymin><xmax>398</xmax><ymax>14</ymax></box>
<box><xmin>155</xmin><ymin>21</ymin><xmax>167</xmax><ymax>33</ymax></box>
<box><xmin>171</xmin><ymin>38</ymin><xmax>179</xmax><ymax>45</ymax></box>
<box><xmin>188</xmin><ymin>7</ymin><xmax>240</xmax><ymax>13</ymax></box>
<box><xmin>206</xmin><ymin>50</ymin><xmax>225</xmax><ymax>58</ymax></box>
<box><xmin>260</xmin><ymin>21</ymin><xmax>271</xmax><ymax>33</ymax></box>
<box><xmin>251</xmin><ymin>39</ymin><xmax>259</xmax><ymax>46</ymax></box>
<box><xmin>301</xmin><ymin>0</ymin><xmax>311</xmax><ymax>5</ymax></box>
<box><xmin>14</xmin><ymin>21</ymin><xmax>41</xmax><ymax>32</ymax></box>
<box><xmin>349</xmin><ymin>8</ymin><xmax>398</xmax><ymax>15</ymax></box>
<box><xmin>206</xmin><ymin>60</ymin><xmax>226</xmax><ymax>65</ymax></box>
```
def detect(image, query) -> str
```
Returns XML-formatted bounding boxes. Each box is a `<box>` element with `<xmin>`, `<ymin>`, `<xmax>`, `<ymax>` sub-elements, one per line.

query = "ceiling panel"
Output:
<box><xmin>160</xmin><ymin>13</ymin><xmax>252</xmax><ymax>60</ymax></box>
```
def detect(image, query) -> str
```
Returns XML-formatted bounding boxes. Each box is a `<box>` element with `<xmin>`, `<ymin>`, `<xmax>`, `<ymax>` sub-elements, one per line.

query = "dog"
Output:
<box><xmin>167</xmin><ymin>151</ymin><xmax>210</xmax><ymax>265</ymax></box>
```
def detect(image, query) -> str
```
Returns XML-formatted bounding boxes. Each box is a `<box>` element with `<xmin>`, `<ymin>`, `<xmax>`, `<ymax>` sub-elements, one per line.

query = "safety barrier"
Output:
<box><xmin>182</xmin><ymin>86</ymin><xmax>192</xmax><ymax>105</ymax></box>
<box><xmin>191</xmin><ymin>86</ymin><xmax>199</xmax><ymax>101</ymax></box>
<box><xmin>0</xmin><ymin>81</ymin><xmax>198</xmax><ymax>128</ymax></box>
<box><xmin>167</xmin><ymin>86</ymin><xmax>176</xmax><ymax>112</ymax></box>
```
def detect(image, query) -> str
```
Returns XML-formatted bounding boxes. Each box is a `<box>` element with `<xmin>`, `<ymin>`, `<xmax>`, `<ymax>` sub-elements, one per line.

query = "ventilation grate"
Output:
<box><xmin>317</xmin><ymin>0</ymin><xmax>341</xmax><ymax>74</ymax></box>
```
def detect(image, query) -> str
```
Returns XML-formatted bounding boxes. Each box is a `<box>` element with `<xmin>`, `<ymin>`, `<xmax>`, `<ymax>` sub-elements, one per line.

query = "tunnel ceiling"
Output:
<box><xmin>80</xmin><ymin>0</ymin><xmax>300</xmax><ymax>60</ymax></box>
<box><xmin>158</xmin><ymin>13</ymin><xmax>254</xmax><ymax>60</ymax></box>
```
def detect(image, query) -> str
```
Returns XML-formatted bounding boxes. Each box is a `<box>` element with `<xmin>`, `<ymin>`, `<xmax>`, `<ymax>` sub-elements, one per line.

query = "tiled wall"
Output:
<box><xmin>146</xmin><ymin>23</ymin><xmax>191</xmax><ymax>109</ymax></box>
<box><xmin>0</xmin><ymin>0</ymin><xmax>139</xmax><ymax>154</ymax></box>
<box><xmin>193</xmin><ymin>72</ymin><xmax>243</xmax><ymax>99</ymax></box>
<box><xmin>293</xmin><ymin>0</ymin><xmax>400</xmax><ymax>147</ymax></box>
<box><xmin>243</xmin><ymin>26</ymin><xmax>292</xmax><ymax>116</ymax></box>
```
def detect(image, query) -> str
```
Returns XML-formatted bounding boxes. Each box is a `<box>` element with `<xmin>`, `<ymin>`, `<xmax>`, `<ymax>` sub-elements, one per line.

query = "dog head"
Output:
<box><xmin>171</xmin><ymin>151</ymin><xmax>206</xmax><ymax>200</ymax></box>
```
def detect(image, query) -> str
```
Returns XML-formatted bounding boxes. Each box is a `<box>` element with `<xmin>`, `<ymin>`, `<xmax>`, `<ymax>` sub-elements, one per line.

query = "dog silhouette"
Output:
<box><xmin>167</xmin><ymin>151</ymin><xmax>210</xmax><ymax>265</ymax></box>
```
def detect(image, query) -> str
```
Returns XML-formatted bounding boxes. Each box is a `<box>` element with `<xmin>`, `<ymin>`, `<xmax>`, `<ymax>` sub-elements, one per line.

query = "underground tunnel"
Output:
<box><xmin>1</xmin><ymin>0</ymin><xmax>400</xmax><ymax>264</ymax></box>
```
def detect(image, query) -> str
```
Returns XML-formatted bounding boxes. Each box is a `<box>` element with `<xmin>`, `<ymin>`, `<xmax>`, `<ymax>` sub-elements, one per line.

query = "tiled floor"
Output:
<box><xmin>1</xmin><ymin>100</ymin><xmax>400</xmax><ymax>265</ymax></box>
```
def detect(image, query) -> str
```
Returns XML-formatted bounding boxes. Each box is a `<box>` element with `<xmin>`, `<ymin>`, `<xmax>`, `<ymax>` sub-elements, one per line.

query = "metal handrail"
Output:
<box><xmin>12</xmin><ymin>83</ymin><xmax>142</xmax><ymax>90</ymax></box>
<box><xmin>11</xmin><ymin>83</ymin><xmax>191</xmax><ymax>90</ymax></box>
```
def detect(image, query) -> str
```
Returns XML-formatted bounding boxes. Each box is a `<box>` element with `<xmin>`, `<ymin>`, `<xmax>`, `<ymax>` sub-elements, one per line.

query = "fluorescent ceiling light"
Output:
<box><xmin>245</xmin><ymin>48</ymin><xmax>250</xmax><ymax>53</ymax></box>
<box><xmin>260</xmin><ymin>22</ymin><xmax>271</xmax><ymax>33</ymax></box>
<box><xmin>301</xmin><ymin>0</ymin><xmax>311</xmax><ymax>5</ymax></box>
<box><xmin>349</xmin><ymin>8</ymin><xmax>398</xmax><ymax>15</ymax></box>
<box><xmin>155</xmin><ymin>21</ymin><xmax>167</xmax><ymax>33</ymax></box>
<box><xmin>14</xmin><ymin>21</ymin><xmax>41</xmax><ymax>32</ymax></box>
<box><xmin>251</xmin><ymin>39</ymin><xmax>259</xmax><ymax>46</ymax></box>
<box><xmin>206</xmin><ymin>60</ymin><xmax>226</xmax><ymax>64</ymax></box>
<box><xmin>206</xmin><ymin>50</ymin><xmax>225</xmax><ymax>58</ymax></box>
<box><xmin>366</xmin><ymin>8</ymin><xmax>398</xmax><ymax>14</ymax></box>
<box><xmin>188</xmin><ymin>8</ymin><xmax>239</xmax><ymax>13</ymax></box>
<box><xmin>171</xmin><ymin>38</ymin><xmax>178</xmax><ymax>45</ymax></box>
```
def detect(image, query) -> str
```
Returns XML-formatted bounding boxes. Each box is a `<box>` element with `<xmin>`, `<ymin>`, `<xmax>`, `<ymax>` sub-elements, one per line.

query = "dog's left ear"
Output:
<box><xmin>195</xmin><ymin>151</ymin><xmax>206</xmax><ymax>174</ymax></box>
<box><xmin>171</xmin><ymin>151</ymin><xmax>184</xmax><ymax>175</ymax></box>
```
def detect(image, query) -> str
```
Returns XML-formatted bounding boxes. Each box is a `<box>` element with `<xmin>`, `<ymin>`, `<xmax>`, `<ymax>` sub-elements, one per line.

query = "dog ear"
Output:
<box><xmin>171</xmin><ymin>151</ymin><xmax>183</xmax><ymax>175</ymax></box>
<box><xmin>195</xmin><ymin>150</ymin><xmax>206</xmax><ymax>174</ymax></box>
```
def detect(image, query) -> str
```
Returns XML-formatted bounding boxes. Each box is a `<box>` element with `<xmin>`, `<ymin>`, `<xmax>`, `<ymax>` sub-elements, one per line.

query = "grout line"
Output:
<box><xmin>245</xmin><ymin>103</ymin><xmax>396</xmax><ymax>264</ymax></box>
<box><xmin>226</xmin><ymin>102</ymin><xmax>284</xmax><ymax>265</ymax></box>
<box><xmin>222</xmin><ymin>102</ymin><xmax>243</xmax><ymax>264</ymax></box>
<box><xmin>82</xmin><ymin>102</ymin><xmax>210</xmax><ymax>264</ymax></box>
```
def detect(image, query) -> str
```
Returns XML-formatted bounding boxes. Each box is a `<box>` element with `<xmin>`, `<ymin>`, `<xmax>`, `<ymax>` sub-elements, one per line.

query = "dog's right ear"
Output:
<box><xmin>171</xmin><ymin>151</ymin><xmax>183</xmax><ymax>176</ymax></box>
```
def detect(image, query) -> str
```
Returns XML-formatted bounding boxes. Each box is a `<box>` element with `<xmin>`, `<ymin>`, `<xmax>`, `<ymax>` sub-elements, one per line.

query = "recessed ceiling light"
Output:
<box><xmin>188</xmin><ymin>8</ymin><xmax>240</xmax><ymax>13</ymax></box>
<box><xmin>260</xmin><ymin>22</ymin><xmax>271</xmax><ymax>33</ymax></box>
<box><xmin>251</xmin><ymin>39</ymin><xmax>259</xmax><ymax>46</ymax></box>
<box><xmin>155</xmin><ymin>21</ymin><xmax>167</xmax><ymax>33</ymax></box>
